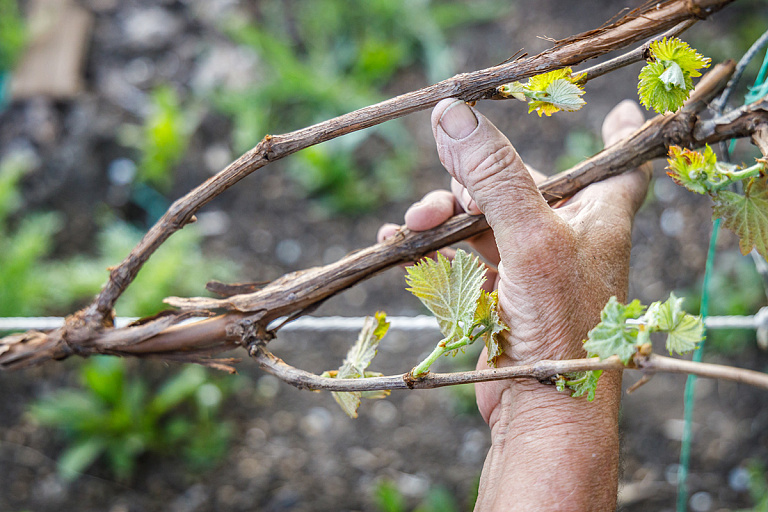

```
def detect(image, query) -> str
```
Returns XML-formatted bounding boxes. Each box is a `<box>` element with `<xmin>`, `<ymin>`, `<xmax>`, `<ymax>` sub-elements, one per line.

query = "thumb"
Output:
<box><xmin>431</xmin><ymin>98</ymin><xmax>560</xmax><ymax>249</ymax></box>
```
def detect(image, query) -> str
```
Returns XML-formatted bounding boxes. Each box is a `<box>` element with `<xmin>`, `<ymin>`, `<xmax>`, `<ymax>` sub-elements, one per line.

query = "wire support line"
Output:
<box><xmin>2</xmin><ymin>310</ymin><xmax>768</xmax><ymax>334</ymax></box>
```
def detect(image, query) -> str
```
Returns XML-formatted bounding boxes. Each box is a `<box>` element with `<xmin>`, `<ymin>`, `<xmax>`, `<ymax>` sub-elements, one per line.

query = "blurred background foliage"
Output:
<box><xmin>374</xmin><ymin>477</ymin><xmax>466</xmax><ymax>512</ymax></box>
<box><xmin>0</xmin><ymin>151</ymin><xmax>236</xmax><ymax>319</ymax></box>
<box><xmin>0</xmin><ymin>0</ymin><xmax>27</xmax><ymax>105</ymax></box>
<box><xmin>29</xmin><ymin>356</ymin><xmax>240</xmax><ymax>482</ymax></box>
<box><xmin>119</xmin><ymin>84</ymin><xmax>195</xmax><ymax>194</ymax></box>
<box><xmin>213</xmin><ymin>0</ymin><xmax>506</xmax><ymax>212</ymax></box>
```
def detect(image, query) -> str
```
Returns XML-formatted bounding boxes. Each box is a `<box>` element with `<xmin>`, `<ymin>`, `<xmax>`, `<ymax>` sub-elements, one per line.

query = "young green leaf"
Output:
<box><xmin>651</xmin><ymin>37</ymin><xmax>711</xmax><ymax>77</ymax></box>
<box><xmin>406</xmin><ymin>249</ymin><xmax>509</xmax><ymax>376</ymax></box>
<box><xmin>406</xmin><ymin>250</ymin><xmax>485</xmax><ymax>343</ymax></box>
<box><xmin>638</xmin><ymin>60</ymin><xmax>691</xmax><ymax>114</ymax></box>
<box><xmin>644</xmin><ymin>293</ymin><xmax>703</xmax><ymax>355</ymax></box>
<box><xmin>497</xmin><ymin>81</ymin><xmax>527</xmax><ymax>102</ymax></box>
<box><xmin>497</xmin><ymin>68</ymin><xmax>586</xmax><ymax>117</ymax></box>
<box><xmin>326</xmin><ymin>312</ymin><xmax>390</xmax><ymax>419</ymax></box>
<box><xmin>525</xmin><ymin>68</ymin><xmax>586</xmax><ymax>117</ymax></box>
<box><xmin>474</xmin><ymin>290</ymin><xmax>508</xmax><ymax>367</ymax></box>
<box><xmin>659</xmin><ymin>61</ymin><xmax>686</xmax><ymax>89</ymax></box>
<box><xmin>666</xmin><ymin>144</ymin><xmax>748</xmax><ymax>194</ymax></box>
<box><xmin>557</xmin><ymin>370</ymin><xmax>602</xmax><ymax>401</ymax></box>
<box><xmin>638</xmin><ymin>37</ymin><xmax>710</xmax><ymax>113</ymax></box>
<box><xmin>337</xmin><ymin>311</ymin><xmax>390</xmax><ymax>379</ymax></box>
<box><xmin>583</xmin><ymin>297</ymin><xmax>646</xmax><ymax>363</ymax></box>
<box><xmin>666</xmin><ymin>145</ymin><xmax>719</xmax><ymax>194</ymax></box>
<box><xmin>573</xmin><ymin>294</ymin><xmax>704</xmax><ymax>402</ymax></box>
<box><xmin>712</xmin><ymin>177</ymin><xmax>768</xmax><ymax>261</ymax></box>
<box><xmin>571</xmin><ymin>370</ymin><xmax>602</xmax><ymax>401</ymax></box>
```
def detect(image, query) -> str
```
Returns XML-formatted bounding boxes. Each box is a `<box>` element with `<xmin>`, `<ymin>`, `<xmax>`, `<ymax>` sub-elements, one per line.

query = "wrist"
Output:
<box><xmin>476</xmin><ymin>371</ymin><xmax>623</xmax><ymax>511</ymax></box>
<box><xmin>487</xmin><ymin>368</ymin><xmax>621</xmax><ymax>434</ymax></box>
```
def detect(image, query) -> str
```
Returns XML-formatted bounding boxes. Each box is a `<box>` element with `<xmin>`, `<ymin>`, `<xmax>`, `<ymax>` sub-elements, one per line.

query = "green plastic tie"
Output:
<box><xmin>676</xmin><ymin>217</ymin><xmax>719</xmax><ymax>511</ymax></box>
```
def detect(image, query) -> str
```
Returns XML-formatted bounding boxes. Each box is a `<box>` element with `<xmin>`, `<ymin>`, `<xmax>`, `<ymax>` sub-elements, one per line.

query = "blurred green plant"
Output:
<box><xmin>29</xmin><ymin>357</ymin><xmax>236</xmax><ymax>481</ymax></box>
<box><xmin>50</xmin><ymin>218</ymin><xmax>238</xmax><ymax>317</ymax></box>
<box><xmin>374</xmin><ymin>479</ymin><xmax>461</xmax><ymax>512</ymax></box>
<box><xmin>212</xmin><ymin>0</ymin><xmax>507</xmax><ymax>213</ymax></box>
<box><xmin>0</xmin><ymin>152</ymin><xmax>63</xmax><ymax>317</ymax></box>
<box><xmin>0</xmin><ymin>151</ymin><xmax>237</xmax><ymax>320</ymax></box>
<box><xmin>0</xmin><ymin>0</ymin><xmax>26</xmax><ymax>71</ymax></box>
<box><xmin>736</xmin><ymin>460</ymin><xmax>768</xmax><ymax>512</ymax></box>
<box><xmin>119</xmin><ymin>85</ymin><xmax>194</xmax><ymax>193</ymax></box>
<box><xmin>2</xmin><ymin>149</ymin><xmax>240</xmax><ymax>483</ymax></box>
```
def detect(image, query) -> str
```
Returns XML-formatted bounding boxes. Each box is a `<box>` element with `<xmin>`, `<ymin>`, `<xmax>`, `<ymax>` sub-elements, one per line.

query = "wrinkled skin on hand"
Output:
<box><xmin>379</xmin><ymin>98</ymin><xmax>650</xmax><ymax>511</ymax></box>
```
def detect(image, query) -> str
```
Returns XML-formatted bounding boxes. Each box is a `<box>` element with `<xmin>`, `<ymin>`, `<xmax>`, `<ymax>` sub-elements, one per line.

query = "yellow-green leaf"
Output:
<box><xmin>498</xmin><ymin>68</ymin><xmax>586</xmax><ymax>116</ymax></box>
<box><xmin>474</xmin><ymin>290</ymin><xmax>508</xmax><ymax>367</ymax></box>
<box><xmin>526</xmin><ymin>68</ymin><xmax>575</xmax><ymax>92</ymax></box>
<box><xmin>666</xmin><ymin>145</ymin><xmax>717</xmax><ymax>195</ymax></box>
<box><xmin>525</xmin><ymin>68</ymin><xmax>586</xmax><ymax>117</ymax></box>
<box><xmin>644</xmin><ymin>293</ymin><xmax>703</xmax><ymax>355</ymax></box>
<box><xmin>638</xmin><ymin>60</ymin><xmax>692</xmax><ymax>113</ymax></box>
<box><xmin>583</xmin><ymin>297</ymin><xmax>646</xmax><ymax>363</ymax></box>
<box><xmin>406</xmin><ymin>250</ymin><xmax>485</xmax><ymax>341</ymax></box>
<box><xmin>327</xmin><ymin>312</ymin><xmax>390</xmax><ymax>419</ymax></box>
<box><xmin>650</xmin><ymin>37</ymin><xmax>711</xmax><ymax>78</ymax></box>
<box><xmin>638</xmin><ymin>37</ymin><xmax>710</xmax><ymax>114</ymax></box>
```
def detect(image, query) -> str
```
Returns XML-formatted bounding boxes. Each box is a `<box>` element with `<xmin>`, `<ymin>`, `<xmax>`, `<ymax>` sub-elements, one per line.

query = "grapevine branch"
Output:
<box><xmin>164</xmin><ymin>60</ymin><xmax>739</xmax><ymax>312</ymax></box>
<box><xmin>250</xmin><ymin>346</ymin><xmax>768</xmax><ymax>393</ymax></box>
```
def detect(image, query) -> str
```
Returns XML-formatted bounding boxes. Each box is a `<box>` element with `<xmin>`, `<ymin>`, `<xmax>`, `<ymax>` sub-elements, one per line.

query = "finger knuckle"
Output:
<box><xmin>470</xmin><ymin>145</ymin><xmax>521</xmax><ymax>194</ymax></box>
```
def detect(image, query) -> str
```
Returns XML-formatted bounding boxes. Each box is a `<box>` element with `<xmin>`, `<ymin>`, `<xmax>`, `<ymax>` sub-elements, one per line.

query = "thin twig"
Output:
<box><xmin>251</xmin><ymin>345</ymin><xmax>627</xmax><ymax>391</ymax></box>
<box><xmin>635</xmin><ymin>353</ymin><xmax>768</xmax><ymax>389</ymax></box>
<box><xmin>251</xmin><ymin>346</ymin><xmax>768</xmax><ymax>393</ymax></box>
<box><xmin>576</xmin><ymin>19</ymin><xmax>697</xmax><ymax>82</ymax></box>
<box><xmin>626</xmin><ymin>374</ymin><xmax>654</xmax><ymax>394</ymax></box>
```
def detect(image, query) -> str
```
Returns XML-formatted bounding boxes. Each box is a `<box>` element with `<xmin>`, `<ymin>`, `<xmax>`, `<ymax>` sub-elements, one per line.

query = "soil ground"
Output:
<box><xmin>1</xmin><ymin>1</ymin><xmax>768</xmax><ymax>511</ymax></box>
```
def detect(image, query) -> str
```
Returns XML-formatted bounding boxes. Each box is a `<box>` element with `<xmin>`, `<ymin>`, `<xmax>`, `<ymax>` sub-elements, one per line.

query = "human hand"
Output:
<box><xmin>378</xmin><ymin>98</ymin><xmax>650</xmax><ymax>510</ymax></box>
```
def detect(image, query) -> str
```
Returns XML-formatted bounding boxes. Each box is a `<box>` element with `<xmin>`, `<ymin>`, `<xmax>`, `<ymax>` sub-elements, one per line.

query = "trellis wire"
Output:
<box><xmin>1</xmin><ymin>311</ymin><xmax>767</xmax><ymax>333</ymax></box>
